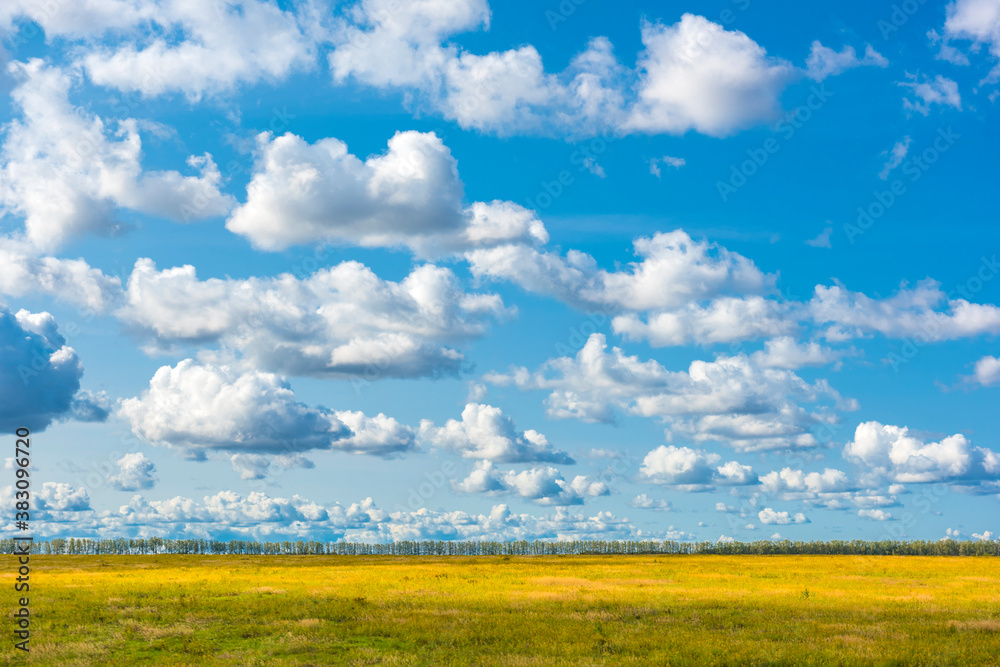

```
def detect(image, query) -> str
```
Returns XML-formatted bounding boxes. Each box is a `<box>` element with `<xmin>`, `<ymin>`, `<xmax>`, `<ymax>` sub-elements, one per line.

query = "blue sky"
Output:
<box><xmin>0</xmin><ymin>0</ymin><xmax>998</xmax><ymax>544</ymax></box>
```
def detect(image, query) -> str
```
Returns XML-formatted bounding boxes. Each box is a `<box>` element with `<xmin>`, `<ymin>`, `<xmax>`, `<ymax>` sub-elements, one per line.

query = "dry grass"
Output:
<box><xmin>1</xmin><ymin>554</ymin><xmax>998</xmax><ymax>665</ymax></box>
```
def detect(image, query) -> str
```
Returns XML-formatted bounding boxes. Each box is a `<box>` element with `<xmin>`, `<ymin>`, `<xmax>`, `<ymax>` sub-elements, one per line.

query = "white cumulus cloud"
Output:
<box><xmin>226</xmin><ymin>130</ymin><xmax>545</xmax><ymax>256</ymax></box>
<box><xmin>639</xmin><ymin>445</ymin><xmax>757</xmax><ymax>491</ymax></box>
<box><xmin>486</xmin><ymin>333</ymin><xmax>852</xmax><ymax>451</ymax></box>
<box><xmin>419</xmin><ymin>403</ymin><xmax>572</xmax><ymax>463</ymax></box>
<box><xmin>967</xmin><ymin>355</ymin><xmax>1000</xmax><ymax>387</ymax></box>
<box><xmin>119</xmin><ymin>360</ymin><xmax>357</xmax><ymax>456</ymax></box>
<box><xmin>108</xmin><ymin>452</ymin><xmax>158</xmax><ymax>491</ymax></box>
<box><xmin>942</xmin><ymin>0</ymin><xmax>1000</xmax><ymax>83</ymax></box>
<box><xmin>0</xmin><ymin>60</ymin><xmax>233</xmax><ymax>251</ymax></box>
<box><xmin>844</xmin><ymin>421</ymin><xmax>1000</xmax><ymax>485</ymax></box>
<box><xmin>78</xmin><ymin>0</ymin><xmax>318</xmax><ymax>99</ymax></box>
<box><xmin>119</xmin><ymin>258</ymin><xmax>510</xmax><ymax>380</ymax></box>
<box><xmin>757</xmin><ymin>507</ymin><xmax>808</xmax><ymax>525</ymax></box>
<box><xmin>454</xmin><ymin>461</ymin><xmax>609</xmax><ymax>506</ymax></box>
<box><xmin>0</xmin><ymin>308</ymin><xmax>106</xmax><ymax>433</ymax></box>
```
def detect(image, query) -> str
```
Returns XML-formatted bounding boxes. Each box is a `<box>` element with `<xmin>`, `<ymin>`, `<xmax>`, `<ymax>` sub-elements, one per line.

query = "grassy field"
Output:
<box><xmin>2</xmin><ymin>555</ymin><xmax>999</xmax><ymax>665</ymax></box>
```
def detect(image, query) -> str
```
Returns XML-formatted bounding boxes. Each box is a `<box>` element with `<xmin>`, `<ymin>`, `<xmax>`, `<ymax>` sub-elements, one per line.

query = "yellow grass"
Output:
<box><xmin>2</xmin><ymin>554</ymin><xmax>998</xmax><ymax>665</ymax></box>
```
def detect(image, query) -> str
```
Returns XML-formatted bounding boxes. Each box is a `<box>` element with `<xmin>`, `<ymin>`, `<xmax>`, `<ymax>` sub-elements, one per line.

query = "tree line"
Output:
<box><xmin>2</xmin><ymin>537</ymin><xmax>998</xmax><ymax>556</ymax></box>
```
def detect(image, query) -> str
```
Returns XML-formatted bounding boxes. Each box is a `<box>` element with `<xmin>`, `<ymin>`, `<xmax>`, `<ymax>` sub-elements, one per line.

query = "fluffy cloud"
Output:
<box><xmin>601</xmin><ymin>273</ymin><xmax>1000</xmax><ymax>349</ymax></box>
<box><xmin>0</xmin><ymin>482</ymin><xmax>92</xmax><ymax>530</ymax></box>
<box><xmin>844</xmin><ymin>421</ymin><xmax>1000</xmax><ymax>485</ymax></box>
<box><xmin>329</xmin><ymin>0</ymin><xmax>492</xmax><ymax>89</ymax></box>
<box><xmin>751</xmin><ymin>337</ymin><xmax>847</xmax><ymax>370</ymax></box>
<box><xmin>74</xmin><ymin>1</ymin><xmax>316</xmax><ymax>98</ymax></box>
<box><xmin>333</xmin><ymin>412</ymin><xmax>416</xmax><ymax>456</ymax></box>
<box><xmin>468</xmin><ymin>229</ymin><xmax>773</xmax><ymax>313</ymax></box>
<box><xmin>229</xmin><ymin>454</ymin><xmax>273</xmax><ymax>480</ymax></box>
<box><xmin>419</xmin><ymin>403</ymin><xmax>572</xmax><ymax>463</ymax></box>
<box><xmin>329</xmin><ymin>1</ymin><xmax>621</xmax><ymax>136</ymax></box>
<box><xmin>760</xmin><ymin>467</ymin><xmax>854</xmax><ymax>496</ymax></box>
<box><xmin>230</xmin><ymin>453</ymin><xmax>315</xmax><ymax>480</ymax></box>
<box><xmin>756</xmin><ymin>466</ymin><xmax>897</xmax><ymax>510</ymax></box>
<box><xmin>0</xmin><ymin>240</ymin><xmax>123</xmax><ymax>312</ymax></box>
<box><xmin>623</xmin><ymin>15</ymin><xmax>794</xmax><ymax>136</ymax></box>
<box><xmin>119</xmin><ymin>360</ymin><xmax>352</xmax><ymax>456</ymax></box>
<box><xmin>0</xmin><ymin>0</ymin><xmax>151</xmax><ymax>36</ymax></box>
<box><xmin>455</xmin><ymin>461</ymin><xmax>609</xmax><ymax>505</ymax></box>
<box><xmin>967</xmin><ymin>355</ymin><xmax>1000</xmax><ymax>386</ymax></box>
<box><xmin>436</xmin><ymin>45</ymin><xmax>571</xmax><ymax>135</ymax></box>
<box><xmin>5</xmin><ymin>481</ymin><xmax>662</xmax><ymax>541</ymax></box>
<box><xmin>629</xmin><ymin>494</ymin><xmax>672</xmax><ymax>511</ymax></box>
<box><xmin>6</xmin><ymin>4</ymin><xmax>881</xmax><ymax>139</ymax></box>
<box><xmin>809</xmin><ymin>280</ymin><xmax>1000</xmax><ymax>342</ymax></box>
<box><xmin>107</xmin><ymin>452</ymin><xmax>158</xmax><ymax>491</ymax></box>
<box><xmin>613</xmin><ymin>297</ymin><xmax>794</xmax><ymax>347</ymax></box>
<box><xmin>329</xmin><ymin>8</ymin><xmax>866</xmax><ymax>138</ymax></box>
<box><xmin>67</xmin><ymin>390</ymin><xmax>112</xmax><ymax>423</ymax></box>
<box><xmin>120</xmin><ymin>360</ymin><xmax>419</xmax><ymax>460</ymax></box>
<box><xmin>639</xmin><ymin>445</ymin><xmax>757</xmax><ymax>490</ymax></box>
<box><xmin>942</xmin><ymin>0</ymin><xmax>1000</xmax><ymax>83</ymax></box>
<box><xmin>0</xmin><ymin>60</ymin><xmax>233</xmax><ymax>250</ymax></box>
<box><xmin>227</xmin><ymin>131</ymin><xmax>545</xmax><ymax>256</ymax></box>
<box><xmin>578</xmin><ymin>230</ymin><xmax>774</xmax><ymax>309</ymax></box>
<box><xmin>119</xmin><ymin>258</ymin><xmax>509</xmax><ymax>379</ymax></box>
<box><xmin>377</xmin><ymin>503</ymin><xmax>647</xmax><ymax>543</ymax></box>
<box><xmin>472</xmin><ymin>229</ymin><xmax>1000</xmax><ymax>350</ymax></box>
<box><xmin>0</xmin><ymin>2</ymin><xmax>316</xmax><ymax>97</ymax></box>
<box><xmin>487</xmin><ymin>333</ymin><xmax>851</xmax><ymax>451</ymax></box>
<box><xmin>97</xmin><ymin>491</ymin><xmax>644</xmax><ymax>542</ymax></box>
<box><xmin>804</xmin><ymin>42</ymin><xmax>887</xmax><ymax>81</ymax></box>
<box><xmin>0</xmin><ymin>308</ymin><xmax>107</xmax><ymax>433</ymax></box>
<box><xmin>757</xmin><ymin>507</ymin><xmax>808</xmax><ymax>525</ymax></box>
<box><xmin>111</xmin><ymin>490</ymin><xmax>349</xmax><ymax>539</ymax></box>
<box><xmin>470</xmin><ymin>228</ymin><xmax>1000</xmax><ymax>352</ymax></box>
<box><xmin>35</xmin><ymin>482</ymin><xmax>91</xmax><ymax>511</ymax></box>
<box><xmin>858</xmin><ymin>509</ymin><xmax>893</xmax><ymax>521</ymax></box>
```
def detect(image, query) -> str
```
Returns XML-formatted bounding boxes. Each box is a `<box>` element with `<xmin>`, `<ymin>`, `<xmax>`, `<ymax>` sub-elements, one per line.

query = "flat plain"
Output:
<box><xmin>2</xmin><ymin>554</ymin><xmax>999</xmax><ymax>665</ymax></box>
